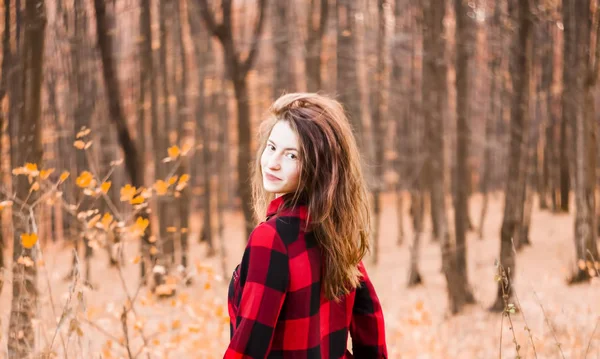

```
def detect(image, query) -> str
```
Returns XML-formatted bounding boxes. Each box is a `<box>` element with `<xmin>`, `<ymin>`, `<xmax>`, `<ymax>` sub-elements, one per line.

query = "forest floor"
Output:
<box><xmin>1</xmin><ymin>191</ymin><xmax>599</xmax><ymax>358</ymax></box>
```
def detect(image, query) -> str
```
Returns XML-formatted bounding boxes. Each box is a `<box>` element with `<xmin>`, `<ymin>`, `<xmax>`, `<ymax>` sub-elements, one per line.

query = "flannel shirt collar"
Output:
<box><xmin>266</xmin><ymin>193</ymin><xmax>308</xmax><ymax>220</ymax></box>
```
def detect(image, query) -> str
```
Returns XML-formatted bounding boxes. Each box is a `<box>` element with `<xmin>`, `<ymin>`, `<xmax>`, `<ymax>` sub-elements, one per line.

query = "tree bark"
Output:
<box><xmin>566</xmin><ymin>0</ymin><xmax>600</xmax><ymax>283</ymax></box>
<box><xmin>454</xmin><ymin>0</ymin><xmax>475</xmax><ymax>292</ymax></box>
<box><xmin>492</xmin><ymin>0</ymin><xmax>532</xmax><ymax>312</ymax></box>
<box><xmin>305</xmin><ymin>0</ymin><xmax>328</xmax><ymax>92</ymax></box>
<box><xmin>407</xmin><ymin>190</ymin><xmax>423</xmax><ymax>286</ymax></box>
<box><xmin>370</xmin><ymin>0</ymin><xmax>388</xmax><ymax>264</ymax></box>
<box><xmin>273</xmin><ymin>0</ymin><xmax>294</xmax><ymax>96</ymax></box>
<box><xmin>0</xmin><ymin>0</ymin><xmax>12</xmax><ymax>294</ymax></box>
<box><xmin>422</xmin><ymin>0</ymin><xmax>473</xmax><ymax>313</ymax></box>
<box><xmin>479</xmin><ymin>0</ymin><xmax>501</xmax><ymax>240</ymax></box>
<box><xmin>7</xmin><ymin>0</ymin><xmax>46</xmax><ymax>356</ymax></box>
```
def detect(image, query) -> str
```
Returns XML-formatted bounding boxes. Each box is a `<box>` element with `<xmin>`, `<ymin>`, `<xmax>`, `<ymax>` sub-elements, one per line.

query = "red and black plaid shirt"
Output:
<box><xmin>225</xmin><ymin>195</ymin><xmax>387</xmax><ymax>358</ymax></box>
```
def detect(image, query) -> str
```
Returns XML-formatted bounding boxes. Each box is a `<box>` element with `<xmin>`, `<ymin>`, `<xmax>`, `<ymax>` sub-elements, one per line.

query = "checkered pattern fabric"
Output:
<box><xmin>225</xmin><ymin>195</ymin><xmax>388</xmax><ymax>358</ymax></box>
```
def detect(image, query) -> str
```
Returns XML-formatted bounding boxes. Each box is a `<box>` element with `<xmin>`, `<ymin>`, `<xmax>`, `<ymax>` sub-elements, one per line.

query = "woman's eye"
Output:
<box><xmin>286</xmin><ymin>153</ymin><xmax>297</xmax><ymax>160</ymax></box>
<box><xmin>267</xmin><ymin>144</ymin><xmax>275</xmax><ymax>151</ymax></box>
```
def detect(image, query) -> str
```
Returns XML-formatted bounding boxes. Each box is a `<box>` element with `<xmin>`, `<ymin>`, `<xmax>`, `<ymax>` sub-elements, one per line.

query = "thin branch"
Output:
<box><xmin>240</xmin><ymin>0</ymin><xmax>268</xmax><ymax>75</ymax></box>
<box><xmin>197</xmin><ymin>0</ymin><xmax>225</xmax><ymax>40</ymax></box>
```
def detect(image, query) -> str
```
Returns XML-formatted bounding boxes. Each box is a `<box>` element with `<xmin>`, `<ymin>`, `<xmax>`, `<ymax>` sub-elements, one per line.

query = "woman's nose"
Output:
<box><xmin>267</xmin><ymin>154</ymin><xmax>281</xmax><ymax>170</ymax></box>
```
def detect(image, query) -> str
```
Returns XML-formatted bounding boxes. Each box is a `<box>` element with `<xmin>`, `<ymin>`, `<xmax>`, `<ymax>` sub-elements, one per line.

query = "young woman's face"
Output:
<box><xmin>261</xmin><ymin>121</ymin><xmax>301</xmax><ymax>196</ymax></box>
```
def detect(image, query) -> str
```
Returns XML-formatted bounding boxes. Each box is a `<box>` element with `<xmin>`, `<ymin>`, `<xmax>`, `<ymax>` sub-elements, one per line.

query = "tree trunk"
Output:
<box><xmin>174</xmin><ymin>0</ymin><xmax>191</xmax><ymax>275</ymax></box>
<box><xmin>336</xmin><ymin>0</ymin><xmax>364</xmax><ymax>150</ymax></box>
<box><xmin>370</xmin><ymin>0</ymin><xmax>388</xmax><ymax>264</ymax></box>
<box><xmin>7</xmin><ymin>0</ymin><xmax>46</xmax><ymax>356</ymax></box>
<box><xmin>94</xmin><ymin>0</ymin><xmax>151</xmax><ymax>282</ymax></box>
<box><xmin>273</xmin><ymin>0</ymin><xmax>294</xmax><ymax>96</ymax></box>
<box><xmin>0</xmin><ymin>0</ymin><xmax>12</xmax><ymax>294</ymax></box>
<box><xmin>198</xmin><ymin>0</ymin><xmax>267</xmax><ymax>240</ymax></box>
<box><xmin>305</xmin><ymin>0</ymin><xmax>328</xmax><ymax>92</ymax></box>
<box><xmin>157</xmin><ymin>0</ymin><xmax>174</xmax><ymax>265</ymax></box>
<box><xmin>422</xmin><ymin>0</ymin><xmax>472</xmax><ymax>313</ymax></box>
<box><xmin>566</xmin><ymin>0</ymin><xmax>600</xmax><ymax>283</ymax></box>
<box><xmin>188</xmin><ymin>2</ymin><xmax>215</xmax><ymax>253</ymax></box>
<box><xmin>407</xmin><ymin>190</ymin><xmax>423</xmax><ymax>286</ymax></box>
<box><xmin>492</xmin><ymin>0</ymin><xmax>531</xmax><ymax>312</ymax></box>
<box><xmin>479</xmin><ymin>0</ymin><xmax>501</xmax><ymax>240</ymax></box>
<box><xmin>454</xmin><ymin>0</ymin><xmax>474</xmax><ymax>292</ymax></box>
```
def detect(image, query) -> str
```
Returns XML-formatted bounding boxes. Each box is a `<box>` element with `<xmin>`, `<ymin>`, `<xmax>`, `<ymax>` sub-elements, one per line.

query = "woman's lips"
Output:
<box><xmin>265</xmin><ymin>173</ymin><xmax>282</xmax><ymax>181</ymax></box>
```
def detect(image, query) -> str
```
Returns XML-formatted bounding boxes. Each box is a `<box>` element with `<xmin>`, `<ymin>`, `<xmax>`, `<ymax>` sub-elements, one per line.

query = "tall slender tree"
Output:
<box><xmin>492</xmin><ymin>0</ymin><xmax>532</xmax><ymax>311</ymax></box>
<box><xmin>8</xmin><ymin>0</ymin><xmax>46</xmax><ymax>356</ymax></box>
<box><xmin>197</xmin><ymin>0</ymin><xmax>268</xmax><ymax>239</ymax></box>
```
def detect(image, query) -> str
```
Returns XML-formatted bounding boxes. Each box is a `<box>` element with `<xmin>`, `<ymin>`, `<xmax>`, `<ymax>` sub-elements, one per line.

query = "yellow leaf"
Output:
<box><xmin>30</xmin><ymin>182</ymin><xmax>40</xmax><ymax>192</ymax></box>
<box><xmin>204</xmin><ymin>282</ymin><xmax>211</xmax><ymax>290</ymax></box>
<box><xmin>166</xmin><ymin>227</ymin><xmax>177</xmax><ymax>233</ymax></box>
<box><xmin>59</xmin><ymin>171</ymin><xmax>70</xmax><ymax>183</ymax></box>
<box><xmin>25</xmin><ymin>163</ymin><xmax>39</xmax><ymax>175</ymax></box>
<box><xmin>171</xmin><ymin>319</ymin><xmax>181</xmax><ymax>330</ymax></box>
<box><xmin>181</xmin><ymin>228</ymin><xmax>188</xmax><ymax>233</ymax></box>
<box><xmin>76</xmin><ymin>171</ymin><xmax>94</xmax><ymax>188</ymax></box>
<box><xmin>168</xmin><ymin>145</ymin><xmax>180</xmax><ymax>160</ymax></box>
<box><xmin>149</xmin><ymin>246</ymin><xmax>158</xmax><ymax>255</ymax></box>
<box><xmin>178</xmin><ymin>174</ymin><xmax>190</xmax><ymax>184</ymax></box>
<box><xmin>168</xmin><ymin>176</ymin><xmax>178</xmax><ymax>185</ymax></box>
<box><xmin>100</xmin><ymin>181</ymin><xmax>112</xmax><ymax>194</ymax></box>
<box><xmin>578</xmin><ymin>259</ymin><xmax>587</xmax><ymax>270</ymax></box>
<box><xmin>21</xmin><ymin>233</ymin><xmax>38</xmax><ymax>249</ymax></box>
<box><xmin>40</xmin><ymin>168</ymin><xmax>55</xmax><ymax>180</ymax></box>
<box><xmin>152</xmin><ymin>338</ymin><xmax>160</xmax><ymax>346</ymax></box>
<box><xmin>73</xmin><ymin>140</ymin><xmax>86</xmax><ymax>149</ymax></box>
<box><xmin>120</xmin><ymin>184</ymin><xmax>137</xmax><ymax>202</ymax></box>
<box><xmin>101</xmin><ymin>213</ymin><xmax>113</xmax><ymax>230</ymax></box>
<box><xmin>132</xmin><ymin>216</ymin><xmax>149</xmax><ymax>236</ymax></box>
<box><xmin>131</xmin><ymin>255</ymin><xmax>141</xmax><ymax>264</ymax></box>
<box><xmin>154</xmin><ymin>180</ymin><xmax>169</xmax><ymax>195</ymax></box>
<box><xmin>130</xmin><ymin>195</ymin><xmax>144</xmax><ymax>205</ymax></box>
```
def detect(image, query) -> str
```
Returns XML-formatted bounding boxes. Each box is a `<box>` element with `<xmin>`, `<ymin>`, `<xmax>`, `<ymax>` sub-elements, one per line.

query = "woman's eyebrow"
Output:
<box><xmin>267</xmin><ymin>139</ymin><xmax>298</xmax><ymax>151</ymax></box>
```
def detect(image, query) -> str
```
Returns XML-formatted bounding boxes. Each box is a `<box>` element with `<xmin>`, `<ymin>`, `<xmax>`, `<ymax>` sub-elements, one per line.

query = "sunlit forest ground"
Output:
<box><xmin>1</xmin><ymin>191</ymin><xmax>598</xmax><ymax>358</ymax></box>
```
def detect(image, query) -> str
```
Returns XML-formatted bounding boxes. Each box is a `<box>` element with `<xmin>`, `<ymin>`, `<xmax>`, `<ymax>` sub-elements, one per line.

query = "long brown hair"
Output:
<box><xmin>251</xmin><ymin>93</ymin><xmax>371</xmax><ymax>300</ymax></box>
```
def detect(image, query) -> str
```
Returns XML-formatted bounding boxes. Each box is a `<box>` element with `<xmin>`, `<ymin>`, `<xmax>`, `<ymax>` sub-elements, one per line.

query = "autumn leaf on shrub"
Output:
<box><xmin>76</xmin><ymin>171</ymin><xmax>94</xmax><ymax>188</ymax></box>
<box><xmin>101</xmin><ymin>213</ymin><xmax>113</xmax><ymax>230</ymax></box>
<box><xmin>40</xmin><ymin>168</ymin><xmax>55</xmax><ymax>180</ymax></box>
<box><xmin>131</xmin><ymin>216</ymin><xmax>149</xmax><ymax>237</ymax></box>
<box><xmin>87</xmin><ymin>214</ymin><xmax>101</xmax><ymax>229</ymax></box>
<box><xmin>130</xmin><ymin>195</ymin><xmax>145</xmax><ymax>205</ymax></box>
<box><xmin>76</xmin><ymin>127</ymin><xmax>91</xmax><ymax>138</ymax></box>
<box><xmin>21</xmin><ymin>233</ymin><xmax>38</xmax><ymax>249</ymax></box>
<box><xmin>176</xmin><ymin>174</ymin><xmax>190</xmax><ymax>191</ymax></box>
<box><xmin>100</xmin><ymin>181</ymin><xmax>111</xmax><ymax>194</ymax></box>
<box><xmin>168</xmin><ymin>145</ymin><xmax>180</xmax><ymax>160</ymax></box>
<box><xmin>120</xmin><ymin>184</ymin><xmax>137</xmax><ymax>202</ymax></box>
<box><xmin>73</xmin><ymin>140</ymin><xmax>86</xmax><ymax>150</ymax></box>
<box><xmin>59</xmin><ymin>171</ymin><xmax>70</xmax><ymax>183</ymax></box>
<box><xmin>154</xmin><ymin>180</ymin><xmax>169</xmax><ymax>195</ymax></box>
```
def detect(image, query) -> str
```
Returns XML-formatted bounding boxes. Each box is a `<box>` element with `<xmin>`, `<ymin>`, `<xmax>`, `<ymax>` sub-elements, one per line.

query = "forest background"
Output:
<box><xmin>1</xmin><ymin>0</ymin><xmax>600</xmax><ymax>358</ymax></box>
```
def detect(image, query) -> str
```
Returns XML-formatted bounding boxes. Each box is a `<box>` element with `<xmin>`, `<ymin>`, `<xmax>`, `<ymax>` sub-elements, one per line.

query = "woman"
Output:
<box><xmin>225</xmin><ymin>93</ymin><xmax>387</xmax><ymax>358</ymax></box>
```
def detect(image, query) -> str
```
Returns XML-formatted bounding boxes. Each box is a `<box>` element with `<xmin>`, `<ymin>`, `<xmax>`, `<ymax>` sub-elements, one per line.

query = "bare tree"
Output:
<box><xmin>563</xmin><ymin>0</ymin><xmax>600</xmax><ymax>283</ymax></box>
<box><xmin>7</xmin><ymin>0</ymin><xmax>46</xmax><ymax>356</ymax></box>
<box><xmin>492</xmin><ymin>0</ymin><xmax>532</xmax><ymax>312</ymax></box>
<box><xmin>370</xmin><ymin>0</ymin><xmax>389</xmax><ymax>264</ymax></box>
<box><xmin>198</xmin><ymin>0</ymin><xmax>267</xmax><ymax>239</ymax></box>
<box><xmin>454</xmin><ymin>0</ymin><xmax>475</xmax><ymax>298</ymax></box>
<box><xmin>94</xmin><ymin>0</ymin><xmax>152</xmax><ymax>285</ymax></box>
<box><xmin>0</xmin><ymin>0</ymin><xmax>12</xmax><ymax>294</ymax></box>
<box><xmin>273</xmin><ymin>0</ymin><xmax>295</xmax><ymax>96</ymax></box>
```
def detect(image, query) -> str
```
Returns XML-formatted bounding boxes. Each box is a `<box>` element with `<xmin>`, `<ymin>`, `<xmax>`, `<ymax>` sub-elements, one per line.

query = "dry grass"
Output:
<box><xmin>1</xmin><ymin>191</ymin><xmax>599</xmax><ymax>358</ymax></box>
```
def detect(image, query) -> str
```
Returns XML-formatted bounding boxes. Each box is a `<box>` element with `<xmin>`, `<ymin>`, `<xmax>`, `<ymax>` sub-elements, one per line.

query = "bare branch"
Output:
<box><xmin>197</xmin><ymin>0</ymin><xmax>225</xmax><ymax>40</ymax></box>
<box><xmin>240</xmin><ymin>0</ymin><xmax>268</xmax><ymax>75</ymax></box>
